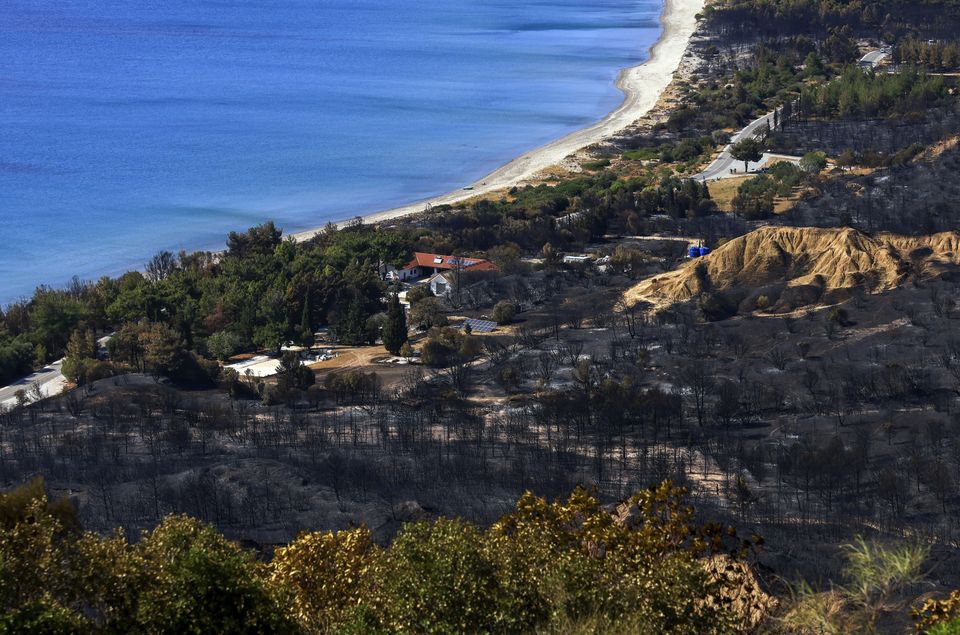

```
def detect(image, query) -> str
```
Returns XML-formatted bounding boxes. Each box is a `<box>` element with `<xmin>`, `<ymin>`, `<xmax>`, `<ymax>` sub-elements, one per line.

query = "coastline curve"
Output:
<box><xmin>293</xmin><ymin>0</ymin><xmax>705</xmax><ymax>240</ymax></box>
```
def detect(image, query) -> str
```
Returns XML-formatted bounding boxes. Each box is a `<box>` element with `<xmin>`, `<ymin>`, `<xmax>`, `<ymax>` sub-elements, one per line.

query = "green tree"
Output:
<box><xmin>732</xmin><ymin>177</ymin><xmax>775</xmax><ymax>219</ymax></box>
<box><xmin>382</xmin><ymin>294</ymin><xmax>408</xmax><ymax>355</ymax></box>
<box><xmin>142</xmin><ymin>322</ymin><xmax>186</xmax><ymax>379</ymax></box>
<box><xmin>105</xmin><ymin>272</ymin><xmax>158</xmax><ymax>324</ymax></box>
<box><xmin>837</xmin><ymin>149</ymin><xmax>857</xmax><ymax>171</ymax></box>
<box><xmin>299</xmin><ymin>291</ymin><xmax>314</xmax><ymax>347</ymax></box>
<box><xmin>409</xmin><ymin>297</ymin><xmax>448</xmax><ymax>331</ymax></box>
<box><xmin>206</xmin><ymin>330</ymin><xmax>244</xmax><ymax>362</ymax></box>
<box><xmin>0</xmin><ymin>479</ymin><xmax>85</xmax><ymax>628</ymax></box>
<box><xmin>333</xmin><ymin>294</ymin><xmax>370</xmax><ymax>346</ymax></box>
<box><xmin>253</xmin><ymin>321</ymin><xmax>287</xmax><ymax>355</ymax></box>
<box><xmin>226</xmin><ymin>221</ymin><xmax>282</xmax><ymax>259</ymax></box>
<box><xmin>800</xmin><ymin>151</ymin><xmax>828</xmax><ymax>174</ymax></box>
<box><xmin>61</xmin><ymin>328</ymin><xmax>99</xmax><ymax>385</ymax></box>
<box><xmin>730</xmin><ymin>137</ymin><xmax>764</xmax><ymax>173</ymax></box>
<box><xmin>108</xmin><ymin>322</ymin><xmax>146</xmax><ymax>371</ymax></box>
<box><xmin>0</xmin><ymin>598</ymin><xmax>89</xmax><ymax>634</ymax></box>
<box><xmin>275</xmin><ymin>351</ymin><xmax>315</xmax><ymax>398</ymax></box>
<box><xmin>0</xmin><ymin>333</ymin><xmax>34</xmax><ymax>386</ymax></box>
<box><xmin>29</xmin><ymin>289</ymin><xmax>86</xmax><ymax>359</ymax></box>
<box><xmin>419</xmin><ymin>327</ymin><xmax>479</xmax><ymax>368</ymax></box>
<box><xmin>405</xmin><ymin>285</ymin><xmax>433</xmax><ymax>305</ymax></box>
<box><xmin>487</xmin><ymin>243</ymin><xmax>523</xmax><ymax>274</ymax></box>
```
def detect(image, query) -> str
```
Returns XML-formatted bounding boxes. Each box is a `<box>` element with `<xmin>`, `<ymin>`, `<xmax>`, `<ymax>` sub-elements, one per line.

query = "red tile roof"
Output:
<box><xmin>403</xmin><ymin>252</ymin><xmax>497</xmax><ymax>272</ymax></box>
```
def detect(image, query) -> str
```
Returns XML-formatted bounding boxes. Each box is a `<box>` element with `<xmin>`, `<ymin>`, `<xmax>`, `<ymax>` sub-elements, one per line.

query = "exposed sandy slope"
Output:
<box><xmin>624</xmin><ymin>226</ymin><xmax>960</xmax><ymax>311</ymax></box>
<box><xmin>293</xmin><ymin>0</ymin><xmax>705</xmax><ymax>240</ymax></box>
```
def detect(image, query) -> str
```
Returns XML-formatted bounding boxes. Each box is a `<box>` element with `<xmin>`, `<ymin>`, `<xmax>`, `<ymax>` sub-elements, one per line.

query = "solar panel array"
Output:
<box><xmin>461</xmin><ymin>318</ymin><xmax>497</xmax><ymax>333</ymax></box>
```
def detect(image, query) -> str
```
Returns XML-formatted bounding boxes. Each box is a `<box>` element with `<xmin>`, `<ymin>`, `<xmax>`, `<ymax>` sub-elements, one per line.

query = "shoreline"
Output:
<box><xmin>2</xmin><ymin>0</ymin><xmax>704</xmax><ymax>306</ymax></box>
<box><xmin>293</xmin><ymin>0</ymin><xmax>705</xmax><ymax>241</ymax></box>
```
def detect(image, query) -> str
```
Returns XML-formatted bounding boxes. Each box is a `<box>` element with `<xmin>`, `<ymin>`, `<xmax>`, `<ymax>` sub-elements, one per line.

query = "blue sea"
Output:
<box><xmin>0</xmin><ymin>0</ymin><xmax>663</xmax><ymax>304</ymax></box>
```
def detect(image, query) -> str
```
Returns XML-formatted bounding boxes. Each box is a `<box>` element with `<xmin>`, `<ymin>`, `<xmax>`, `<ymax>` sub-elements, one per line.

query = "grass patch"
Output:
<box><xmin>707</xmin><ymin>176</ymin><xmax>752</xmax><ymax>211</ymax></box>
<box><xmin>622</xmin><ymin>148</ymin><xmax>658</xmax><ymax>161</ymax></box>
<box><xmin>583</xmin><ymin>158</ymin><xmax>612</xmax><ymax>171</ymax></box>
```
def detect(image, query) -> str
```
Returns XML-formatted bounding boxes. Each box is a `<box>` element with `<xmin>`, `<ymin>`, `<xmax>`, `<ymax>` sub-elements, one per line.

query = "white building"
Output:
<box><xmin>427</xmin><ymin>272</ymin><xmax>455</xmax><ymax>297</ymax></box>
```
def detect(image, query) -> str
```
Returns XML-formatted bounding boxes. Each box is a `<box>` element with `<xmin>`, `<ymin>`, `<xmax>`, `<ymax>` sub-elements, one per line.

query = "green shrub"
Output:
<box><xmin>732</xmin><ymin>176</ymin><xmax>775</xmax><ymax>219</ymax></box>
<box><xmin>420</xmin><ymin>327</ymin><xmax>479</xmax><ymax>367</ymax></box>
<box><xmin>583</xmin><ymin>159</ymin><xmax>612</xmax><ymax>171</ymax></box>
<box><xmin>800</xmin><ymin>151</ymin><xmax>828</xmax><ymax>174</ymax></box>
<box><xmin>929</xmin><ymin>618</ymin><xmax>960</xmax><ymax>635</ymax></box>
<box><xmin>0</xmin><ymin>599</ymin><xmax>90</xmax><ymax>635</ymax></box>
<box><xmin>622</xmin><ymin>148</ymin><xmax>658</xmax><ymax>161</ymax></box>
<box><xmin>206</xmin><ymin>330</ymin><xmax>245</xmax><ymax>361</ymax></box>
<box><xmin>493</xmin><ymin>300</ymin><xmax>517</xmax><ymax>325</ymax></box>
<box><xmin>62</xmin><ymin>357</ymin><xmax>113</xmax><ymax>386</ymax></box>
<box><xmin>133</xmin><ymin>516</ymin><xmax>297</xmax><ymax>634</ymax></box>
<box><xmin>375</xmin><ymin>519</ymin><xmax>502</xmax><ymax>634</ymax></box>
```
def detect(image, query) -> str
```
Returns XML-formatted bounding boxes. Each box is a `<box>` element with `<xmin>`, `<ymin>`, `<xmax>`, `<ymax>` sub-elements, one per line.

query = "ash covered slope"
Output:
<box><xmin>625</xmin><ymin>226</ymin><xmax>960</xmax><ymax>312</ymax></box>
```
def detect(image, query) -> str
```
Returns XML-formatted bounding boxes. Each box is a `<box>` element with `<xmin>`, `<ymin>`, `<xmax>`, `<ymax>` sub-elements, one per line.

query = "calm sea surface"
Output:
<box><xmin>0</xmin><ymin>0</ymin><xmax>662</xmax><ymax>303</ymax></box>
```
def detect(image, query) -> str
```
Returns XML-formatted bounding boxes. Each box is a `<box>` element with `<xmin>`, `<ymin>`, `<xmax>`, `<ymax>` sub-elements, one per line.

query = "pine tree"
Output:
<box><xmin>339</xmin><ymin>295</ymin><xmax>368</xmax><ymax>346</ymax></box>
<box><xmin>731</xmin><ymin>138</ymin><xmax>764</xmax><ymax>173</ymax></box>
<box><xmin>382</xmin><ymin>293</ymin><xmax>407</xmax><ymax>355</ymax></box>
<box><xmin>300</xmin><ymin>290</ymin><xmax>314</xmax><ymax>347</ymax></box>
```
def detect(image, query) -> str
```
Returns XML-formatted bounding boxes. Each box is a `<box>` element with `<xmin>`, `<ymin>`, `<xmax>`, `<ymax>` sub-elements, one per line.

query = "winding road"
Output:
<box><xmin>694</xmin><ymin>100</ymin><xmax>797</xmax><ymax>182</ymax></box>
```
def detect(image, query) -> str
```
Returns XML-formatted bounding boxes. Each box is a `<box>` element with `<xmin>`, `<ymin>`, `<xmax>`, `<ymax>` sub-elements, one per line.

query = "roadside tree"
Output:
<box><xmin>730</xmin><ymin>137</ymin><xmax>764</xmax><ymax>173</ymax></box>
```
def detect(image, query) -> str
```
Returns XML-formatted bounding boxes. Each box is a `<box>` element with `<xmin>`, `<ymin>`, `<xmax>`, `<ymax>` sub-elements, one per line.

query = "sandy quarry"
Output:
<box><xmin>624</xmin><ymin>226</ymin><xmax>960</xmax><ymax>311</ymax></box>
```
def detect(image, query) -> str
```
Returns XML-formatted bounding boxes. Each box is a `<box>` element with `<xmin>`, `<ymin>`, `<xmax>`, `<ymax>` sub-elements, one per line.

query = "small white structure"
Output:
<box><xmin>224</xmin><ymin>355</ymin><xmax>282</xmax><ymax>378</ymax></box>
<box><xmin>859</xmin><ymin>49</ymin><xmax>890</xmax><ymax>69</ymax></box>
<box><xmin>427</xmin><ymin>272</ymin><xmax>454</xmax><ymax>297</ymax></box>
<box><xmin>280</xmin><ymin>343</ymin><xmax>308</xmax><ymax>356</ymax></box>
<box><xmin>385</xmin><ymin>266</ymin><xmax>420</xmax><ymax>282</ymax></box>
<box><xmin>556</xmin><ymin>211</ymin><xmax>585</xmax><ymax>227</ymax></box>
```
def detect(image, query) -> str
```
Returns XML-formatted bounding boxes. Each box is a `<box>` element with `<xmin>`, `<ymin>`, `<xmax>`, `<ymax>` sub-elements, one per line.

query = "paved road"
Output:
<box><xmin>694</xmin><ymin>108</ymin><xmax>782</xmax><ymax>181</ymax></box>
<box><xmin>0</xmin><ymin>360</ymin><xmax>67</xmax><ymax>409</ymax></box>
<box><xmin>0</xmin><ymin>334</ymin><xmax>112</xmax><ymax>409</ymax></box>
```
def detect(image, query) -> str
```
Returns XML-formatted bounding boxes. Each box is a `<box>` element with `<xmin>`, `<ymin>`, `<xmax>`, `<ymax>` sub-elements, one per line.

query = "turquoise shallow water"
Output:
<box><xmin>0</xmin><ymin>0</ymin><xmax>663</xmax><ymax>303</ymax></box>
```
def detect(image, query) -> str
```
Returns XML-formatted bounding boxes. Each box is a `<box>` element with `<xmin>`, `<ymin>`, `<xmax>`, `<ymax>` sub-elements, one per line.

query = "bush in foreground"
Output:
<box><xmin>0</xmin><ymin>479</ymin><xmax>769</xmax><ymax>634</ymax></box>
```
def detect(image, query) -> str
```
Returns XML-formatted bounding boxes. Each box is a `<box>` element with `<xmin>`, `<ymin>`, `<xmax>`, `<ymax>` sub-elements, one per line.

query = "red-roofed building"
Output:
<box><xmin>386</xmin><ymin>252</ymin><xmax>497</xmax><ymax>282</ymax></box>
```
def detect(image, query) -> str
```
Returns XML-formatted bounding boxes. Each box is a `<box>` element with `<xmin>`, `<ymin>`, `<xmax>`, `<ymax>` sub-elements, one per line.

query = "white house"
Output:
<box><xmin>427</xmin><ymin>272</ymin><xmax>454</xmax><ymax>297</ymax></box>
<box><xmin>386</xmin><ymin>252</ymin><xmax>498</xmax><ymax>283</ymax></box>
<box><xmin>385</xmin><ymin>266</ymin><xmax>420</xmax><ymax>282</ymax></box>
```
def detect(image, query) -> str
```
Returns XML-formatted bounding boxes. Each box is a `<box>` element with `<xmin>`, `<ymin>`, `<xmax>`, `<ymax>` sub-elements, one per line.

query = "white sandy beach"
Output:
<box><xmin>293</xmin><ymin>0</ymin><xmax>704</xmax><ymax>240</ymax></box>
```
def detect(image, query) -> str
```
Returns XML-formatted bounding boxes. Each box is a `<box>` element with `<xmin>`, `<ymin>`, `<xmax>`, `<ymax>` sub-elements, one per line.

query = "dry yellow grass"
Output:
<box><xmin>915</xmin><ymin>134</ymin><xmax>960</xmax><ymax>161</ymax></box>
<box><xmin>706</xmin><ymin>176</ymin><xmax>751</xmax><ymax>211</ymax></box>
<box><xmin>707</xmin><ymin>174</ymin><xmax>802</xmax><ymax>214</ymax></box>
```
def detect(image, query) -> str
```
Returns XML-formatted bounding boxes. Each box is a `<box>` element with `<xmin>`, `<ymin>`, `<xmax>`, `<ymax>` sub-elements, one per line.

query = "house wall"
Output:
<box><xmin>429</xmin><ymin>276</ymin><xmax>451</xmax><ymax>296</ymax></box>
